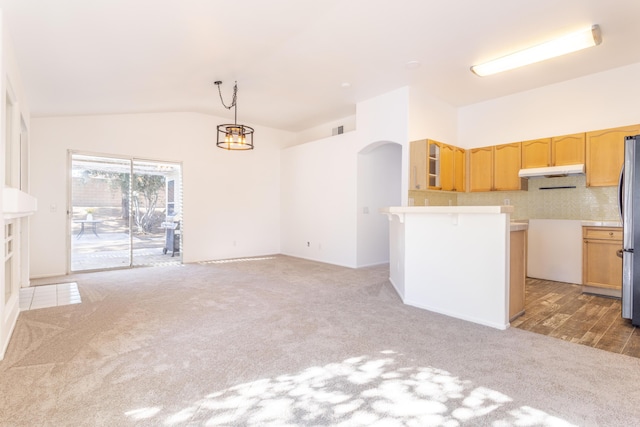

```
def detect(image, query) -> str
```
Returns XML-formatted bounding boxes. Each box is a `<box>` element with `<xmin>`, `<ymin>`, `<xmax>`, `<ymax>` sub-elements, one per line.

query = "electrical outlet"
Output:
<box><xmin>504</xmin><ymin>198</ymin><xmax>511</xmax><ymax>205</ymax></box>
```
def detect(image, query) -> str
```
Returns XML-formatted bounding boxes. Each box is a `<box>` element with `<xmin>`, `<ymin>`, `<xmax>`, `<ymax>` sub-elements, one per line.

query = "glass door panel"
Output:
<box><xmin>70</xmin><ymin>154</ymin><xmax>132</xmax><ymax>271</ymax></box>
<box><xmin>131</xmin><ymin>160</ymin><xmax>182</xmax><ymax>266</ymax></box>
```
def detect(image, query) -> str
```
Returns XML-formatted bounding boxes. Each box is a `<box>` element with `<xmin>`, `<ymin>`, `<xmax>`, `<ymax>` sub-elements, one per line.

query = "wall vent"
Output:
<box><xmin>332</xmin><ymin>125</ymin><xmax>344</xmax><ymax>136</ymax></box>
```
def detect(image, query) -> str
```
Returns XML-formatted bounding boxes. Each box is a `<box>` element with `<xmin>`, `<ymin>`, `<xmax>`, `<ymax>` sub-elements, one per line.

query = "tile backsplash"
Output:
<box><xmin>410</xmin><ymin>175</ymin><xmax>619</xmax><ymax>221</ymax></box>
<box><xmin>408</xmin><ymin>191</ymin><xmax>457</xmax><ymax>207</ymax></box>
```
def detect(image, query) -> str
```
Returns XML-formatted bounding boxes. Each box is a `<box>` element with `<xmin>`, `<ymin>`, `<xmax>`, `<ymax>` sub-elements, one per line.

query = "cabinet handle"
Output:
<box><xmin>609</xmin><ymin>232</ymin><xmax>614</xmax><ymax>236</ymax></box>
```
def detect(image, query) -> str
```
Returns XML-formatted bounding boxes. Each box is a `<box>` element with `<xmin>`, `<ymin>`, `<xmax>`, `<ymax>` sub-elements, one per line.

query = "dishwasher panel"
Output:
<box><xmin>527</xmin><ymin>219</ymin><xmax>583</xmax><ymax>284</ymax></box>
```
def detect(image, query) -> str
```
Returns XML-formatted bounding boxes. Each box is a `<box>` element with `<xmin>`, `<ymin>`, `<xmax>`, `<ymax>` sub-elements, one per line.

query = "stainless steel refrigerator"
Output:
<box><xmin>619</xmin><ymin>135</ymin><xmax>640</xmax><ymax>325</ymax></box>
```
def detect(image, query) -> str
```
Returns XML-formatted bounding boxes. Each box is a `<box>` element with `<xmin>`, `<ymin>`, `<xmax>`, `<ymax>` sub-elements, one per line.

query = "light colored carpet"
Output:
<box><xmin>1</xmin><ymin>255</ymin><xmax>639</xmax><ymax>426</ymax></box>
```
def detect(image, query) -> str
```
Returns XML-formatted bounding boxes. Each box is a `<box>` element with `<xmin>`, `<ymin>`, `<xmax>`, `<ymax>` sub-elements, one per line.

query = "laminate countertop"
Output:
<box><xmin>510</xmin><ymin>222</ymin><xmax>528</xmax><ymax>232</ymax></box>
<box><xmin>581</xmin><ymin>220</ymin><xmax>622</xmax><ymax>227</ymax></box>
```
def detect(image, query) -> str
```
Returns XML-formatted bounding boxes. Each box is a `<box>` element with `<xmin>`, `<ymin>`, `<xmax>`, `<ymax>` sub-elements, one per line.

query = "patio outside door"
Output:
<box><xmin>69</xmin><ymin>153</ymin><xmax>182</xmax><ymax>272</ymax></box>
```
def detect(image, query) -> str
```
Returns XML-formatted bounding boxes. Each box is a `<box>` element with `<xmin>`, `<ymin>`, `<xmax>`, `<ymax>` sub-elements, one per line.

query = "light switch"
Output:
<box><xmin>50</xmin><ymin>203</ymin><xmax>57</xmax><ymax>213</ymax></box>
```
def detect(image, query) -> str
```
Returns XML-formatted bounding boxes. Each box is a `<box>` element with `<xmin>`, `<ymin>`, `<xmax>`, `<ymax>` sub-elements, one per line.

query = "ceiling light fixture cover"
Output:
<box><xmin>214</xmin><ymin>81</ymin><xmax>254</xmax><ymax>150</ymax></box>
<box><xmin>471</xmin><ymin>25</ymin><xmax>602</xmax><ymax>77</ymax></box>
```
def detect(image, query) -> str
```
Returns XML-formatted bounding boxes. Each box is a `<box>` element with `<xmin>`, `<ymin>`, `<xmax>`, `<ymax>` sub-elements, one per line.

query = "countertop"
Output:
<box><xmin>581</xmin><ymin>220</ymin><xmax>622</xmax><ymax>227</ymax></box>
<box><xmin>510</xmin><ymin>222</ymin><xmax>528</xmax><ymax>232</ymax></box>
<box><xmin>382</xmin><ymin>205</ymin><xmax>514</xmax><ymax>214</ymax></box>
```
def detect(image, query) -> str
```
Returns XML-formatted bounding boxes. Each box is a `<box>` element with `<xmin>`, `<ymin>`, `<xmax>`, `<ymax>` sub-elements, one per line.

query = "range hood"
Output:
<box><xmin>518</xmin><ymin>164</ymin><xmax>585</xmax><ymax>178</ymax></box>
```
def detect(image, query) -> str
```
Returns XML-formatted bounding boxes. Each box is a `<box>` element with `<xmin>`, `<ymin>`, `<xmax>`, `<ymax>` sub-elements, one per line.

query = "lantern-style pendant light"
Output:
<box><xmin>214</xmin><ymin>81</ymin><xmax>254</xmax><ymax>150</ymax></box>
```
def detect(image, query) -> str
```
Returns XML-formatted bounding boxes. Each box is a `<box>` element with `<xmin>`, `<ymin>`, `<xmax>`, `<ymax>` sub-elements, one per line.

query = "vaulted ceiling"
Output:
<box><xmin>1</xmin><ymin>0</ymin><xmax>639</xmax><ymax>132</ymax></box>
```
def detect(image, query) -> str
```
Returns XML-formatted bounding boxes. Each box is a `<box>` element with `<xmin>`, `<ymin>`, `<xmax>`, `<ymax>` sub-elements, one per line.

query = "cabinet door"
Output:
<box><xmin>469</xmin><ymin>146</ymin><xmax>493</xmax><ymax>192</ymax></box>
<box><xmin>583</xmin><ymin>240</ymin><xmax>622</xmax><ymax>290</ymax></box>
<box><xmin>521</xmin><ymin>138</ymin><xmax>550</xmax><ymax>168</ymax></box>
<box><xmin>409</xmin><ymin>140</ymin><xmax>427</xmax><ymax>190</ymax></box>
<box><xmin>509</xmin><ymin>230</ymin><xmax>526</xmax><ymax>320</ymax></box>
<box><xmin>439</xmin><ymin>143</ymin><xmax>455</xmax><ymax>191</ymax></box>
<box><xmin>453</xmin><ymin>146</ymin><xmax>466</xmax><ymax>192</ymax></box>
<box><xmin>552</xmin><ymin>133</ymin><xmax>585</xmax><ymax>166</ymax></box>
<box><xmin>586</xmin><ymin>125</ymin><xmax>640</xmax><ymax>187</ymax></box>
<box><xmin>427</xmin><ymin>140</ymin><xmax>441</xmax><ymax>189</ymax></box>
<box><xmin>494</xmin><ymin>143</ymin><xmax>522</xmax><ymax>191</ymax></box>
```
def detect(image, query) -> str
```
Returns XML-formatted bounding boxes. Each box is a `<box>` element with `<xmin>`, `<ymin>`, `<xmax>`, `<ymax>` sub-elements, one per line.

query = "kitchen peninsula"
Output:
<box><xmin>381</xmin><ymin>205</ymin><xmax>523</xmax><ymax>330</ymax></box>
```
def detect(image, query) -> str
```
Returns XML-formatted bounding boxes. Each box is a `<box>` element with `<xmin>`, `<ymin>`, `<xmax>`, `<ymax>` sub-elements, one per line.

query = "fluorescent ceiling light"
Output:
<box><xmin>471</xmin><ymin>25</ymin><xmax>602</xmax><ymax>77</ymax></box>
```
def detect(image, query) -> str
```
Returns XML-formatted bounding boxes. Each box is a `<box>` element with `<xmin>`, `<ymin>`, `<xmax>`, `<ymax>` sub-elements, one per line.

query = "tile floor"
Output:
<box><xmin>512</xmin><ymin>278</ymin><xmax>640</xmax><ymax>358</ymax></box>
<box><xmin>19</xmin><ymin>283</ymin><xmax>82</xmax><ymax>311</ymax></box>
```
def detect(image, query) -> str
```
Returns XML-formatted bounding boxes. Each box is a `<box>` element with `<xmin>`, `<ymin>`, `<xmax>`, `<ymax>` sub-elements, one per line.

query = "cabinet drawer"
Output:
<box><xmin>583</xmin><ymin>227</ymin><xmax>622</xmax><ymax>241</ymax></box>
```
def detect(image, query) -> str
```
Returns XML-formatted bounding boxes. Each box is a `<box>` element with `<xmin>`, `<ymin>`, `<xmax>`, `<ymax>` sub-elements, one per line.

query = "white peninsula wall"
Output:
<box><xmin>382</xmin><ymin>206</ymin><xmax>513</xmax><ymax>330</ymax></box>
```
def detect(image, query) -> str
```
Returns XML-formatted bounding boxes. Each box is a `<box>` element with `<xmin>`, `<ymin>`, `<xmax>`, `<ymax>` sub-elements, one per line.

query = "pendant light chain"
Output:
<box><xmin>216</xmin><ymin>81</ymin><xmax>237</xmax><ymax>111</ymax></box>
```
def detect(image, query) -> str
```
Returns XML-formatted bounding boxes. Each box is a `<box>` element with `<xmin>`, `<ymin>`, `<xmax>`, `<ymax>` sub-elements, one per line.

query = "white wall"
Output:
<box><xmin>458</xmin><ymin>62</ymin><xmax>640</xmax><ymax>148</ymax></box>
<box><xmin>281</xmin><ymin>87</ymin><xmax>410</xmax><ymax>268</ymax></box>
<box><xmin>357</xmin><ymin>87</ymin><xmax>410</xmax><ymax>206</ymax></box>
<box><xmin>0</xmin><ymin>10</ymin><xmax>31</xmax><ymax>360</ymax></box>
<box><xmin>30</xmin><ymin>112</ymin><xmax>295</xmax><ymax>277</ymax></box>
<box><xmin>294</xmin><ymin>115</ymin><xmax>356</xmax><ymax>147</ymax></box>
<box><xmin>409</xmin><ymin>87</ymin><xmax>458</xmax><ymax>144</ymax></box>
<box><xmin>357</xmin><ymin>143</ymin><xmax>402</xmax><ymax>267</ymax></box>
<box><xmin>280</xmin><ymin>131</ymin><xmax>359</xmax><ymax>267</ymax></box>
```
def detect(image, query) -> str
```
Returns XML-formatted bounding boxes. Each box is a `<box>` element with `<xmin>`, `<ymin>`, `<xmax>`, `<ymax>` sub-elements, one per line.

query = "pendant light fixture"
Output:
<box><xmin>214</xmin><ymin>80</ymin><xmax>254</xmax><ymax>150</ymax></box>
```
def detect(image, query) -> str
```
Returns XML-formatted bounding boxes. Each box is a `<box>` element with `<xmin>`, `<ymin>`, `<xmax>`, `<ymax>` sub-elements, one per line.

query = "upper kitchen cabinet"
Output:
<box><xmin>470</xmin><ymin>143</ymin><xmax>525</xmax><ymax>192</ymax></box>
<box><xmin>439</xmin><ymin>142</ymin><xmax>454</xmax><ymax>191</ymax></box>
<box><xmin>552</xmin><ymin>133</ymin><xmax>585</xmax><ymax>166</ymax></box>
<box><xmin>521</xmin><ymin>134</ymin><xmax>584</xmax><ymax>168</ymax></box>
<box><xmin>453</xmin><ymin>146</ymin><xmax>466</xmax><ymax>192</ymax></box>
<box><xmin>494</xmin><ymin>143</ymin><xmax>524</xmax><ymax>191</ymax></box>
<box><xmin>439</xmin><ymin>143</ymin><xmax>466</xmax><ymax>192</ymax></box>
<box><xmin>409</xmin><ymin>139</ymin><xmax>465</xmax><ymax>192</ymax></box>
<box><xmin>521</xmin><ymin>138</ymin><xmax>551</xmax><ymax>168</ymax></box>
<box><xmin>469</xmin><ymin>146</ymin><xmax>493</xmax><ymax>192</ymax></box>
<box><xmin>427</xmin><ymin>140</ymin><xmax>442</xmax><ymax>190</ymax></box>
<box><xmin>586</xmin><ymin>124</ymin><xmax>640</xmax><ymax>187</ymax></box>
<box><xmin>409</xmin><ymin>139</ymin><xmax>427</xmax><ymax>190</ymax></box>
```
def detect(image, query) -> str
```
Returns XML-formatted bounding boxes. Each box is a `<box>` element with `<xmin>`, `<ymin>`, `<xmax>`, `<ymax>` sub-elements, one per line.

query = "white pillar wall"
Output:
<box><xmin>0</xmin><ymin>8</ymin><xmax>34</xmax><ymax>360</ymax></box>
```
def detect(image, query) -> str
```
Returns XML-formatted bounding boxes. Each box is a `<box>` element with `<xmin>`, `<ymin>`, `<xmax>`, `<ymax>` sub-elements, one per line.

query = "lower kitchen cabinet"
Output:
<box><xmin>510</xmin><ymin>229</ymin><xmax>527</xmax><ymax>321</ymax></box>
<box><xmin>582</xmin><ymin>226</ymin><xmax>622</xmax><ymax>295</ymax></box>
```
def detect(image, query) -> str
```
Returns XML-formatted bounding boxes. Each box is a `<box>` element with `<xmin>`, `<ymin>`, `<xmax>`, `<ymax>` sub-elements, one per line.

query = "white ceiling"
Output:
<box><xmin>1</xmin><ymin>0</ymin><xmax>640</xmax><ymax>132</ymax></box>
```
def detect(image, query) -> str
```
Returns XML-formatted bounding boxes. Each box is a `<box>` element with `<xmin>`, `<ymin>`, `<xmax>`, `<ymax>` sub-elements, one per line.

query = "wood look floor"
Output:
<box><xmin>512</xmin><ymin>278</ymin><xmax>640</xmax><ymax>358</ymax></box>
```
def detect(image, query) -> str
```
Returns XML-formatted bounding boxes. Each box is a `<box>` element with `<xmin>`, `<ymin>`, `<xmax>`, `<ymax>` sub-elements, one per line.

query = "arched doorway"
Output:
<box><xmin>356</xmin><ymin>142</ymin><xmax>402</xmax><ymax>267</ymax></box>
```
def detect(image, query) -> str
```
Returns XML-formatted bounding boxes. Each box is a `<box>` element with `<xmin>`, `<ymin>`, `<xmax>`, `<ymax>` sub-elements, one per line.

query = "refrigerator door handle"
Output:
<box><xmin>619</xmin><ymin>165</ymin><xmax>625</xmax><ymax>223</ymax></box>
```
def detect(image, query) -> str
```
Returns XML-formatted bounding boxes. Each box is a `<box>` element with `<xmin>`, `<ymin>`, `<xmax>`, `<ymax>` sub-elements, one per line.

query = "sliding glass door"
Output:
<box><xmin>131</xmin><ymin>160</ymin><xmax>182</xmax><ymax>267</ymax></box>
<box><xmin>69</xmin><ymin>153</ymin><xmax>182</xmax><ymax>272</ymax></box>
